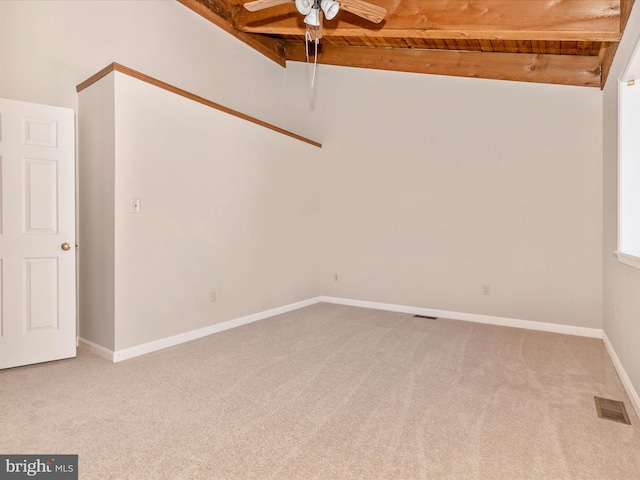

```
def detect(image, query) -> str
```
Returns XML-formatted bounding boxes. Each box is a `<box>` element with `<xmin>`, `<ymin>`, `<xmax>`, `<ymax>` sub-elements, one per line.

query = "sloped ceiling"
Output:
<box><xmin>178</xmin><ymin>0</ymin><xmax>636</xmax><ymax>88</ymax></box>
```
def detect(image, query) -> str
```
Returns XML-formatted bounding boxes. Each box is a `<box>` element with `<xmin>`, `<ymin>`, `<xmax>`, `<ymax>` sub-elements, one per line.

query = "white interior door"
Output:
<box><xmin>0</xmin><ymin>98</ymin><xmax>76</xmax><ymax>369</ymax></box>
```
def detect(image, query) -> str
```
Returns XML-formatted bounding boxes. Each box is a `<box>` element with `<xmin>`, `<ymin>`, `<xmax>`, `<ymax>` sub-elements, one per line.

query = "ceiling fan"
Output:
<box><xmin>243</xmin><ymin>0</ymin><xmax>387</xmax><ymax>26</ymax></box>
<box><xmin>244</xmin><ymin>0</ymin><xmax>386</xmax><ymax>87</ymax></box>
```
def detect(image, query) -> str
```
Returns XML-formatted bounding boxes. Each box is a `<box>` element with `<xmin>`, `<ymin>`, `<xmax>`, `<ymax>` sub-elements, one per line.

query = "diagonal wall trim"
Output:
<box><xmin>602</xmin><ymin>331</ymin><xmax>640</xmax><ymax>418</ymax></box>
<box><xmin>76</xmin><ymin>63</ymin><xmax>321</xmax><ymax>148</ymax></box>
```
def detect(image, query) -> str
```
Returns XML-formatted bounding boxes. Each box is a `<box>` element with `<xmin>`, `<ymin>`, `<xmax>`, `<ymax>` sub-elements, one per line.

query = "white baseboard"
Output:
<box><xmin>602</xmin><ymin>331</ymin><xmax>640</xmax><ymax>418</ymax></box>
<box><xmin>319</xmin><ymin>296</ymin><xmax>603</xmax><ymax>339</ymax></box>
<box><xmin>80</xmin><ymin>295</ymin><xmax>606</xmax><ymax>365</ymax></box>
<box><xmin>111</xmin><ymin>297</ymin><xmax>323</xmax><ymax>363</ymax></box>
<box><xmin>78</xmin><ymin>337</ymin><xmax>115</xmax><ymax>362</ymax></box>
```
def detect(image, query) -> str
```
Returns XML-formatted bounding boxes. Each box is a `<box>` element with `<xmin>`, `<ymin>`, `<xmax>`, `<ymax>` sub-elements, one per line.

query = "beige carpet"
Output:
<box><xmin>1</xmin><ymin>303</ymin><xmax>639</xmax><ymax>479</ymax></box>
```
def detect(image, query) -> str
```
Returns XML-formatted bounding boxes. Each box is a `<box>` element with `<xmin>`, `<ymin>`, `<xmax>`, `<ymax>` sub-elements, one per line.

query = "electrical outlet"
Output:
<box><xmin>210</xmin><ymin>291</ymin><xmax>217</xmax><ymax>303</ymax></box>
<box><xmin>482</xmin><ymin>284</ymin><xmax>491</xmax><ymax>295</ymax></box>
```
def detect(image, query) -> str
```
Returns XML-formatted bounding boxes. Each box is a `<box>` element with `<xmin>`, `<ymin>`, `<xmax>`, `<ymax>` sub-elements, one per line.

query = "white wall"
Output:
<box><xmin>79</xmin><ymin>71</ymin><xmax>322</xmax><ymax>351</ymax></box>
<box><xmin>286</xmin><ymin>64</ymin><xmax>603</xmax><ymax>328</ymax></box>
<box><xmin>603</xmin><ymin>4</ymin><xmax>640</xmax><ymax>399</ymax></box>
<box><xmin>113</xmin><ymin>72</ymin><xmax>322</xmax><ymax>349</ymax></box>
<box><xmin>78</xmin><ymin>74</ymin><xmax>116</xmax><ymax>350</ymax></box>
<box><xmin>0</xmin><ymin>0</ymin><xmax>290</xmax><ymax>129</ymax></box>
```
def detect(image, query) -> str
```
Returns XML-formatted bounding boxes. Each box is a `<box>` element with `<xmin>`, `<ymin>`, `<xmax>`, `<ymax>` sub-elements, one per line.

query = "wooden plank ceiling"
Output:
<box><xmin>179</xmin><ymin>0</ymin><xmax>636</xmax><ymax>88</ymax></box>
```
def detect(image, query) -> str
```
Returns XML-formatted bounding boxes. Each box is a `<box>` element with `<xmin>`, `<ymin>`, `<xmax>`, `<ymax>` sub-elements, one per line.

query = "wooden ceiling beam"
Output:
<box><xmin>285</xmin><ymin>43</ymin><xmax>601</xmax><ymax>87</ymax></box>
<box><xmin>235</xmin><ymin>0</ymin><xmax>622</xmax><ymax>42</ymax></box>
<box><xmin>197</xmin><ymin>0</ymin><xmax>237</xmax><ymax>23</ymax></box>
<box><xmin>600</xmin><ymin>0</ymin><xmax>636</xmax><ymax>87</ymax></box>
<box><xmin>253</xmin><ymin>27</ymin><xmax>620</xmax><ymax>43</ymax></box>
<box><xmin>184</xmin><ymin>0</ymin><xmax>632</xmax><ymax>88</ymax></box>
<box><xmin>620</xmin><ymin>0</ymin><xmax>636</xmax><ymax>31</ymax></box>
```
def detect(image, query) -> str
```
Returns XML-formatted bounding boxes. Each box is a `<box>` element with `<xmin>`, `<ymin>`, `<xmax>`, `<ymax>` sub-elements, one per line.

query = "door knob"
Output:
<box><xmin>61</xmin><ymin>242</ymin><xmax>72</xmax><ymax>251</ymax></box>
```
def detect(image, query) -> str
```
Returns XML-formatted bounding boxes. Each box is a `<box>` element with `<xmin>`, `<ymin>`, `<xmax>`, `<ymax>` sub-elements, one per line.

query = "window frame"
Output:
<box><xmin>616</xmin><ymin>29</ymin><xmax>640</xmax><ymax>270</ymax></box>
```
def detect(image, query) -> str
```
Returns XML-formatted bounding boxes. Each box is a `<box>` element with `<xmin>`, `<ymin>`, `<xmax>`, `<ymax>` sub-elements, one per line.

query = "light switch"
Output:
<box><xmin>131</xmin><ymin>198</ymin><xmax>141</xmax><ymax>214</ymax></box>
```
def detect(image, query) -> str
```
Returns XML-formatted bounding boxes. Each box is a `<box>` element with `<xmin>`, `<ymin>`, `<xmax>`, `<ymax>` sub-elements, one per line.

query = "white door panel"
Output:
<box><xmin>0</xmin><ymin>98</ymin><xmax>75</xmax><ymax>369</ymax></box>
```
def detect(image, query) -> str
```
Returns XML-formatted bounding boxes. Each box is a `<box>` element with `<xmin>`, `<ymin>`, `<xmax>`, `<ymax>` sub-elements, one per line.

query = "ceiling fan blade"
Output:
<box><xmin>338</xmin><ymin>0</ymin><xmax>386</xmax><ymax>24</ymax></box>
<box><xmin>243</xmin><ymin>0</ymin><xmax>292</xmax><ymax>12</ymax></box>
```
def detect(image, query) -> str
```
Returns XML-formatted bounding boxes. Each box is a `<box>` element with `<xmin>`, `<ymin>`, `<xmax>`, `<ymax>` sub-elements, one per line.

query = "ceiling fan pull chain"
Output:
<box><xmin>312</xmin><ymin>38</ymin><xmax>318</xmax><ymax>88</ymax></box>
<box><xmin>304</xmin><ymin>29</ymin><xmax>318</xmax><ymax>89</ymax></box>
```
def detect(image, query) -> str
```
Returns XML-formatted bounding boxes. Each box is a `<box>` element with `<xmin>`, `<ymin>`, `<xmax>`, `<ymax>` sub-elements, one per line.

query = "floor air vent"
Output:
<box><xmin>414</xmin><ymin>315</ymin><xmax>438</xmax><ymax>320</ymax></box>
<box><xmin>594</xmin><ymin>396</ymin><xmax>631</xmax><ymax>425</ymax></box>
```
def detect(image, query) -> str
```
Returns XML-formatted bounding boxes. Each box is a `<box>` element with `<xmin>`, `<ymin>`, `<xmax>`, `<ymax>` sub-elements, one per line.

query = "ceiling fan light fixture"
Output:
<box><xmin>320</xmin><ymin>0</ymin><xmax>339</xmax><ymax>20</ymax></box>
<box><xmin>304</xmin><ymin>6</ymin><xmax>321</xmax><ymax>26</ymax></box>
<box><xmin>295</xmin><ymin>0</ymin><xmax>313</xmax><ymax>15</ymax></box>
